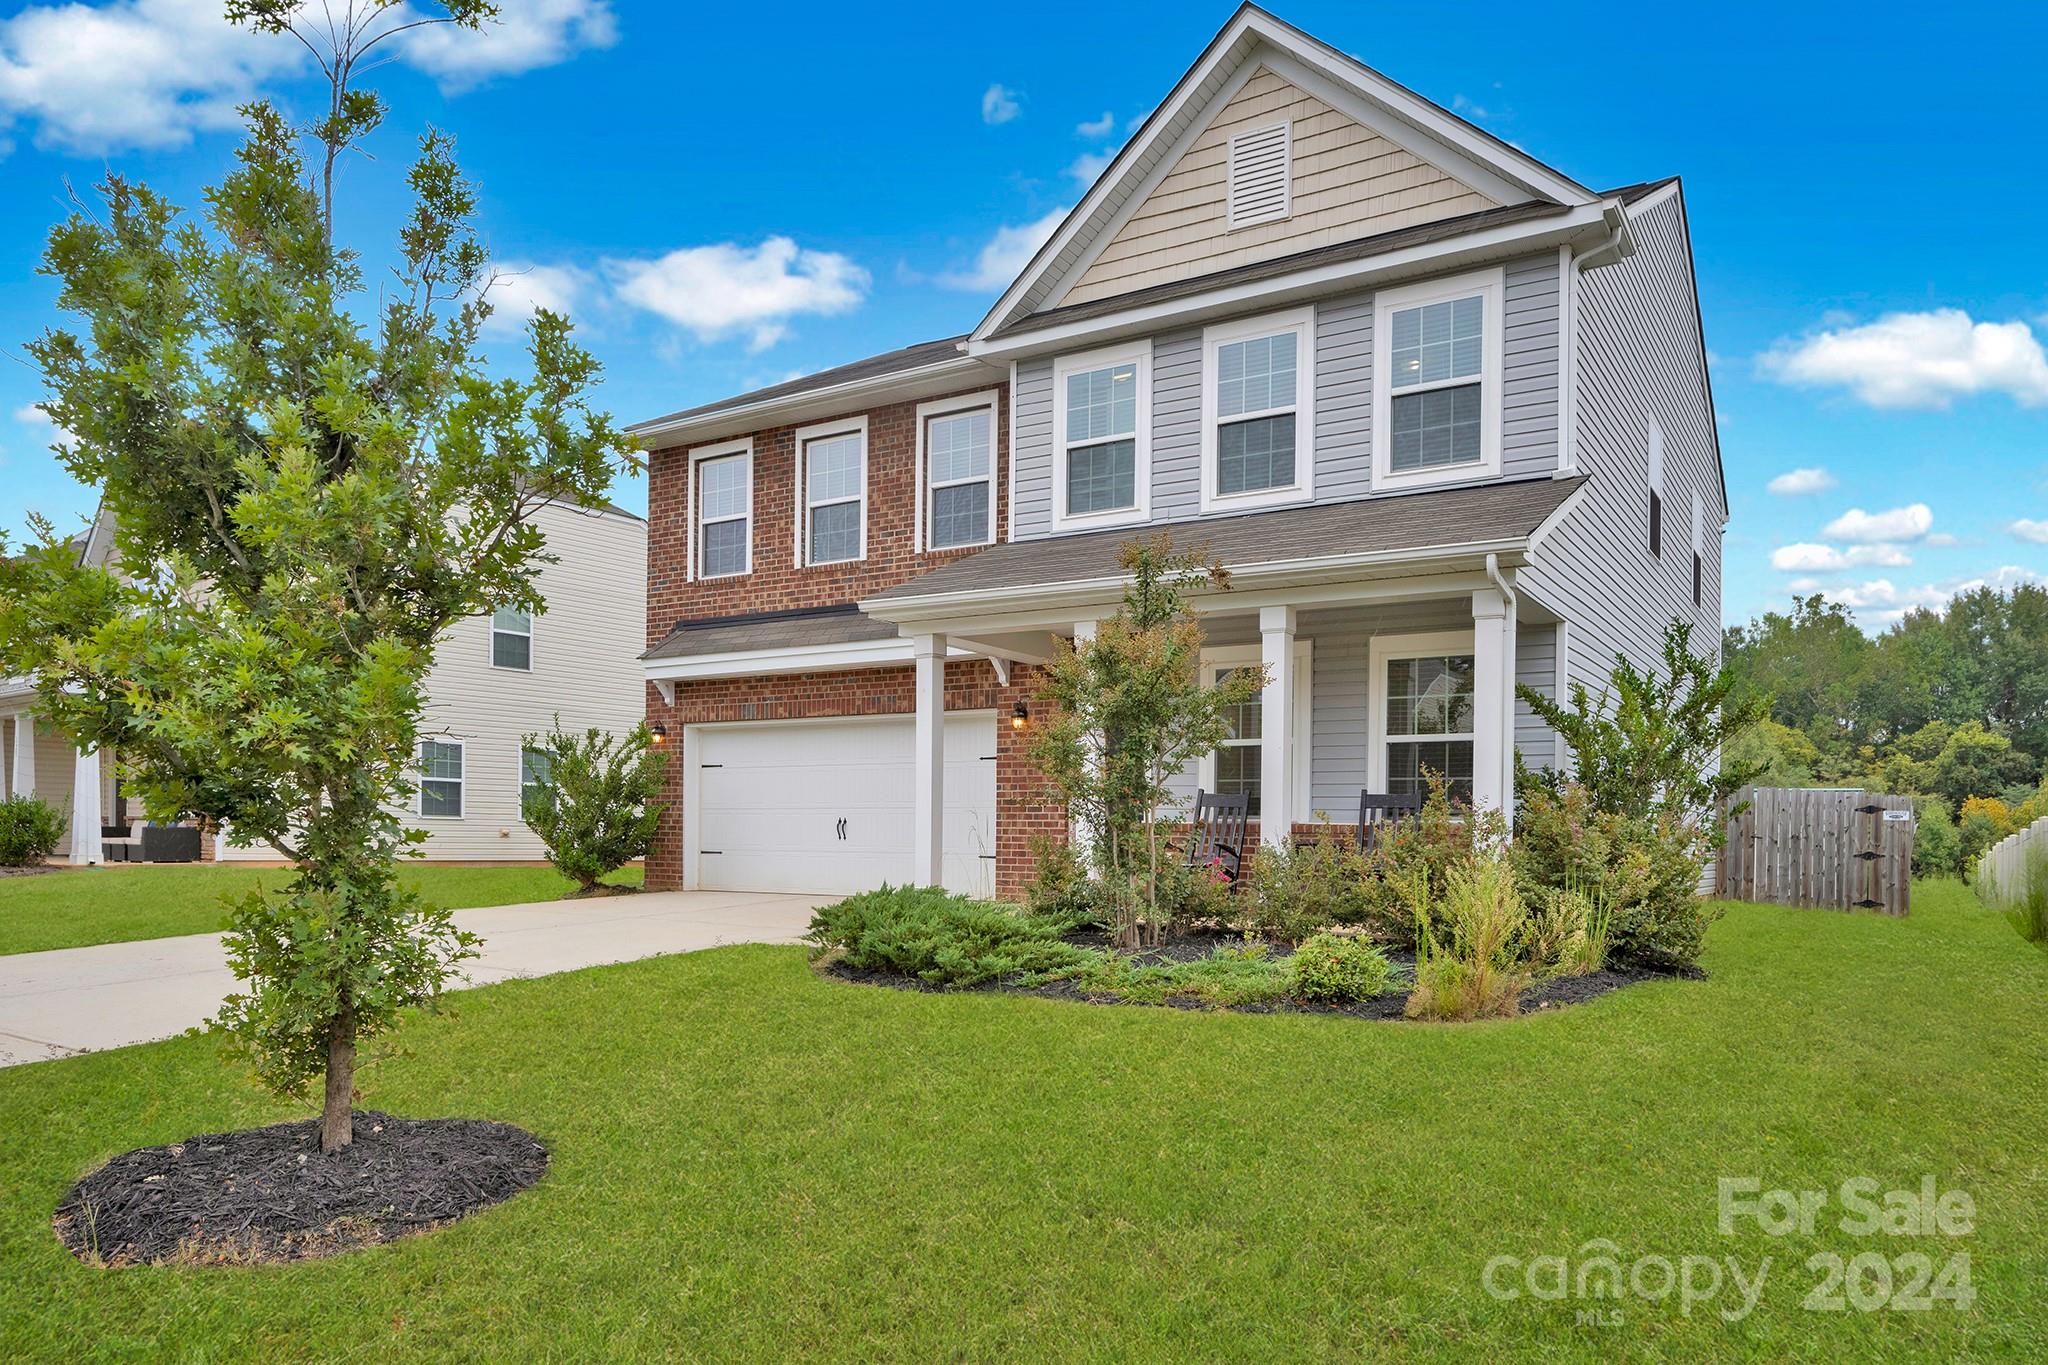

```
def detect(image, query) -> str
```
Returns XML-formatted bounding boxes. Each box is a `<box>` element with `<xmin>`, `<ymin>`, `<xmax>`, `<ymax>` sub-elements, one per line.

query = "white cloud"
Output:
<box><xmin>1766</xmin><ymin>466</ymin><xmax>1837</xmax><ymax>496</ymax></box>
<box><xmin>480</xmin><ymin>261</ymin><xmax>594</xmax><ymax>337</ymax></box>
<box><xmin>1823</xmin><ymin>567</ymin><xmax>2047</xmax><ymax>627</ymax></box>
<box><xmin>1761</xmin><ymin>308</ymin><xmax>2048</xmax><ymax>410</ymax></box>
<box><xmin>1925</xmin><ymin>532</ymin><xmax>1960</xmax><ymax>547</ymax></box>
<box><xmin>1770</xmin><ymin>542</ymin><xmax>1913</xmax><ymax>572</ymax></box>
<box><xmin>1822</xmin><ymin>503</ymin><xmax>1933</xmax><ymax>543</ymax></box>
<box><xmin>981</xmin><ymin>83</ymin><xmax>1020</xmax><ymax>125</ymax></box>
<box><xmin>1065</xmin><ymin>150</ymin><xmax>1113</xmax><ymax>185</ymax></box>
<box><xmin>14</xmin><ymin>401</ymin><xmax>77</xmax><ymax>455</ymax></box>
<box><xmin>606</xmin><ymin>238</ymin><xmax>868</xmax><ymax>351</ymax></box>
<box><xmin>0</xmin><ymin>0</ymin><xmax>615</xmax><ymax>156</ymax></box>
<box><xmin>397</xmin><ymin>0</ymin><xmax>617</xmax><ymax>92</ymax></box>
<box><xmin>2010</xmin><ymin>520</ymin><xmax>2048</xmax><ymax>545</ymax></box>
<box><xmin>0</xmin><ymin>0</ymin><xmax>301</xmax><ymax>155</ymax></box>
<box><xmin>1076</xmin><ymin>110</ymin><xmax>1115</xmax><ymax>138</ymax></box>
<box><xmin>939</xmin><ymin>207</ymin><xmax>1067</xmax><ymax>293</ymax></box>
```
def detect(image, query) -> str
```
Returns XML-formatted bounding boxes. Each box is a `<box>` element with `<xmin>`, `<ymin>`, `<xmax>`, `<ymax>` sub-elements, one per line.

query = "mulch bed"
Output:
<box><xmin>565</xmin><ymin>883</ymin><xmax>643</xmax><ymax>900</ymax></box>
<box><xmin>824</xmin><ymin>927</ymin><xmax>1699</xmax><ymax>1022</ymax></box>
<box><xmin>53</xmin><ymin>1111</ymin><xmax>549</xmax><ymax>1267</ymax></box>
<box><xmin>0</xmin><ymin>863</ymin><xmax>65</xmax><ymax>878</ymax></box>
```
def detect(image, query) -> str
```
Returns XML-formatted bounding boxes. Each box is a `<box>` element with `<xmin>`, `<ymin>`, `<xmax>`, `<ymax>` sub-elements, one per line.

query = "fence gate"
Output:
<box><xmin>1718</xmin><ymin>786</ymin><xmax>1915</xmax><ymax>916</ymax></box>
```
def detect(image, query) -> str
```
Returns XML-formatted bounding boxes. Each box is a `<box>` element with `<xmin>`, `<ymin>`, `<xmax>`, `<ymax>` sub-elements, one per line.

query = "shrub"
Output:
<box><xmin>1240</xmin><ymin>830</ymin><xmax>1368</xmax><ymax>944</ymax></box>
<box><xmin>1290</xmin><ymin>932</ymin><xmax>1397</xmax><ymax>1002</ymax></box>
<box><xmin>1024</xmin><ymin>835</ymin><xmax>1109</xmax><ymax>926</ymax></box>
<box><xmin>1406</xmin><ymin>855</ymin><xmax>1532</xmax><ymax>1021</ymax></box>
<box><xmin>806</xmin><ymin>885</ymin><xmax>1092</xmax><ymax>988</ymax></box>
<box><xmin>1060</xmin><ymin>939</ymin><xmax>1293</xmax><ymax>1007</ymax></box>
<box><xmin>1958</xmin><ymin>796</ymin><xmax>2014</xmax><ymax>878</ymax></box>
<box><xmin>1911</xmin><ymin>796</ymin><xmax>1963</xmax><ymax>879</ymax></box>
<box><xmin>1353</xmin><ymin>778</ymin><xmax>1509</xmax><ymax>940</ymax></box>
<box><xmin>520</xmin><ymin>721</ymin><xmax>667</xmax><ymax>891</ymax></box>
<box><xmin>0</xmin><ymin>794</ymin><xmax>66</xmax><ymax>867</ymax></box>
<box><xmin>1515</xmin><ymin>782</ymin><xmax>1720</xmax><ymax>971</ymax></box>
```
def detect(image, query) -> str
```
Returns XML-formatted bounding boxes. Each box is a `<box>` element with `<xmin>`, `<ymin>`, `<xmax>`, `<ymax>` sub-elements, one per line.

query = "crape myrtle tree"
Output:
<box><xmin>1031</xmin><ymin>535</ymin><xmax>1263</xmax><ymax>948</ymax></box>
<box><xmin>0</xmin><ymin>2</ymin><xmax>634</xmax><ymax>1153</ymax></box>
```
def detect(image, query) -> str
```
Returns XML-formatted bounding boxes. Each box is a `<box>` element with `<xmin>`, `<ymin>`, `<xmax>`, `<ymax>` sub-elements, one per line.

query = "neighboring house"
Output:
<box><xmin>632</xmin><ymin>4</ymin><xmax>1724</xmax><ymax>902</ymax></box>
<box><xmin>3</xmin><ymin>499</ymin><xmax>645</xmax><ymax>866</ymax></box>
<box><xmin>219</xmin><ymin>498</ymin><xmax>647</xmax><ymax>862</ymax></box>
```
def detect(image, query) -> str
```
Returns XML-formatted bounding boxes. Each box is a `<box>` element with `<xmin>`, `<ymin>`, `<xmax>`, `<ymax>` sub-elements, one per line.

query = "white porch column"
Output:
<box><xmin>12</xmin><ymin>712</ymin><xmax>35</xmax><ymax>802</ymax></box>
<box><xmin>1070</xmin><ymin>619</ymin><xmax>1099</xmax><ymax>866</ymax></box>
<box><xmin>1471</xmin><ymin>588</ymin><xmax>1511</xmax><ymax>816</ymax></box>
<box><xmin>912</xmin><ymin>632</ymin><xmax>947</xmax><ymax>888</ymax></box>
<box><xmin>71</xmin><ymin>745</ymin><xmax>104</xmax><ymax>866</ymax></box>
<box><xmin>1259</xmin><ymin>605</ymin><xmax>1297</xmax><ymax>846</ymax></box>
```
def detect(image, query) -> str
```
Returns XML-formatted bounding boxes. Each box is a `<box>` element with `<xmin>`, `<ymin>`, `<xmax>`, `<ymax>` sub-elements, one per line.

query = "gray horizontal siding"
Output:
<box><xmin>1514</xmin><ymin>622</ymin><xmax>1558</xmax><ymax>772</ymax></box>
<box><xmin>1151</xmin><ymin>329</ymin><xmax>1204</xmax><ymax>521</ymax></box>
<box><xmin>1502</xmin><ymin>255</ymin><xmax>1561</xmax><ymax>479</ymax></box>
<box><xmin>1314</xmin><ymin>292</ymin><xmax>1374</xmax><ymax>501</ymax></box>
<box><xmin>1011</xmin><ymin>358</ymin><xmax>1054</xmax><ymax>539</ymax></box>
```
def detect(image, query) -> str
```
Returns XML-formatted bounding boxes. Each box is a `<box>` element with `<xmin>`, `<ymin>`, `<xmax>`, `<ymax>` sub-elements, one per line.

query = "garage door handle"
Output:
<box><xmin>836</xmin><ymin>818</ymin><xmax>848</xmax><ymax>841</ymax></box>
<box><xmin>702</xmin><ymin>850</ymin><xmax>722</xmax><ymax>855</ymax></box>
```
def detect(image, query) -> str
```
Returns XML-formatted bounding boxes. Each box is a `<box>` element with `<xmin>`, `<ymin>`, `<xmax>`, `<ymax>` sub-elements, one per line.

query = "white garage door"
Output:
<box><xmin>688</xmin><ymin>712</ymin><xmax>998</xmax><ymax>897</ymax></box>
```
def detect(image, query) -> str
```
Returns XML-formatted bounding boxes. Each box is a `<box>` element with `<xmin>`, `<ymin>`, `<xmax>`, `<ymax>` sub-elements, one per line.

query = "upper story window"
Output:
<box><xmin>691</xmin><ymin>440</ymin><xmax>752</xmax><ymax>580</ymax></box>
<box><xmin>1691</xmin><ymin>490</ymin><xmax>1706</xmax><ymax>607</ymax></box>
<box><xmin>490</xmin><ymin>607</ymin><xmax>532</xmax><ymax>670</ymax></box>
<box><xmin>1373</xmin><ymin>267</ymin><xmax>1503</xmax><ymax>489</ymax></box>
<box><xmin>1052</xmin><ymin>344</ymin><xmax>1150</xmax><ymax>531</ymax></box>
<box><xmin>1647</xmin><ymin>416</ymin><xmax>1665</xmax><ymax>558</ymax></box>
<box><xmin>1227</xmin><ymin>120</ymin><xmax>1291</xmax><ymax>228</ymax></box>
<box><xmin>1201</xmin><ymin>308</ymin><xmax>1313</xmax><ymax>512</ymax></box>
<box><xmin>918</xmin><ymin>392</ymin><xmax>997</xmax><ymax>551</ymax></box>
<box><xmin>796</xmin><ymin>419</ymin><xmax>866</xmax><ymax>566</ymax></box>
<box><xmin>418</xmin><ymin>739</ymin><xmax>464</xmax><ymax>818</ymax></box>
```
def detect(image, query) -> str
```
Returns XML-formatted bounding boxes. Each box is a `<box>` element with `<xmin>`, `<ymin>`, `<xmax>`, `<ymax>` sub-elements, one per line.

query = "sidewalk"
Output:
<box><xmin>0</xmin><ymin>889</ymin><xmax>827</xmax><ymax>1067</ymax></box>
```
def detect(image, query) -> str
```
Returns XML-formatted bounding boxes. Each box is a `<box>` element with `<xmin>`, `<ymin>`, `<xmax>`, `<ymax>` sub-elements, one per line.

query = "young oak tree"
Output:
<box><xmin>1030</xmin><ymin>535</ymin><xmax>1263</xmax><ymax>948</ymax></box>
<box><xmin>0</xmin><ymin>2</ymin><xmax>633</xmax><ymax>1152</ymax></box>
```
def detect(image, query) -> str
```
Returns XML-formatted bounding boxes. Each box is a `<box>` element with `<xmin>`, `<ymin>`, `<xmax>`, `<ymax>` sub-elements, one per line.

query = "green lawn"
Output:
<box><xmin>2</xmin><ymin>881</ymin><xmax>2044</xmax><ymax>1360</ymax></box>
<box><xmin>0</xmin><ymin>862</ymin><xmax>644</xmax><ymax>956</ymax></box>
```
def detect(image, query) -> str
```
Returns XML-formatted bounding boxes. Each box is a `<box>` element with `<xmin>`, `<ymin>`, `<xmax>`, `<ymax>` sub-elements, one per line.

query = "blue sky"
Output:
<box><xmin>2</xmin><ymin>0</ymin><xmax>2044</xmax><ymax>632</ymax></box>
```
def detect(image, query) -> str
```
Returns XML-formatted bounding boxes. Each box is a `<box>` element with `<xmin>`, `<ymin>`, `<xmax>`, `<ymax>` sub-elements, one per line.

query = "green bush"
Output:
<box><xmin>1289</xmin><ymin>932</ymin><xmax>1397</xmax><ymax>1002</ymax></box>
<box><xmin>1514</xmin><ymin>782</ymin><xmax>1720</xmax><ymax>971</ymax></box>
<box><xmin>1023</xmin><ymin>835</ymin><xmax>1109</xmax><ymax>927</ymax></box>
<box><xmin>1353</xmin><ymin>777</ymin><xmax>1510</xmax><ymax>940</ymax></box>
<box><xmin>806</xmin><ymin>885</ymin><xmax>1092</xmax><ymax>988</ymax></box>
<box><xmin>1911</xmin><ymin>796</ymin><xmax>1963</xmax><ymax>878</ymax></box>
<box><xmin>1406</xmin><ymin>855</ymin><xmax>1533</xmax><ymax>1021</ymax></box>
<box><xmin>0</xmin><ymin>794</ymin><xmax>66</xmax><ymax>867</ymax></box>
<box><xmin>1060</xmin><ymin>939</ymin><xmax>1293</xmax><ymax>1007</ymax></box>
<box><xmin>1240</xmin><ymin>831</ymin><xmax>1369</xmax><ymax>943</ymax></box>
<box><xmin>520</xmin><ymin>721</ymin><xmax>667</xmax><ymax>891</ymax></box>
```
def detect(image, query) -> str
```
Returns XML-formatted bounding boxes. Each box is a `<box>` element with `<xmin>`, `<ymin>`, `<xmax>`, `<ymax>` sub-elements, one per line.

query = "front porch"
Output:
<box><xmin>1</xmin><ymin>698</ymin><xmax>114</xmax><ymax>866</ymax></box>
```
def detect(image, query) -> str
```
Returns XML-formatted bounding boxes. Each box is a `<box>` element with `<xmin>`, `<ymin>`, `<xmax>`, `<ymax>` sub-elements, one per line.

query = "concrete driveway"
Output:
<box><xmin>0</xmin><ymin>889</ymin><xmax>829</xmax><ymax>1068</ymax></box>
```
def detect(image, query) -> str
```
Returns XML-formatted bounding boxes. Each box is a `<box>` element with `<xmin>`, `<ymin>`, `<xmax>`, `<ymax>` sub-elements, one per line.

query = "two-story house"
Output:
<box><xmin>633</xmin><ymin>5</ymin><xmax>1724</xmax><ymax>901</ymax></box>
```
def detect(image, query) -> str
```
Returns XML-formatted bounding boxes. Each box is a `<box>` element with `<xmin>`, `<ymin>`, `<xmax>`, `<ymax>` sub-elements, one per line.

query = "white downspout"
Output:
<box><xmin>1485</xmin><ymin>553</ymin><xmax>1519</xmax><ymax>824</ymax></box>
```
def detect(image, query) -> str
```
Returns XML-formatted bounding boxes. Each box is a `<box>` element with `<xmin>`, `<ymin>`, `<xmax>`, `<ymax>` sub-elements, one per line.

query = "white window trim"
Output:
<box><xmin>1051</xmin><ymin>341</ymin><xmax>1152</xmax><ymax>534</ymax></box>
<box><xmin>1199</xmin><ymin>306</ymin><xmax>1315</xmax><ymax>514</ymax></box>
<box><xmin>687</xmin><ymin>437</ymin><xmax>753</xmax><ymax>582</ymax></box>
<box><xmin>1197</xmin><ymin>641</ymin><xmax>1311</xmax><ymax>818</ymax></box>
<box><xmin>792</xmin><ymin>416</ymin><xmax>868</xmax><ymax>567</ymax></box>
<box><xmin>1370</xmin><ymin>266</ymin><xmax>1505</xmax><ymax>491</ymax></box>
<box><xmin>417</xmin><ymin>738</ymin><xmax>465</xmax><ymax>820</ymax></box>
<box><xmin>914</xmin><ymin>390</ymin><xmax>999</xmax><ymax>552</ymax></box>
<box><xmin>1366</xmin><ymin>630</ymin><xmax>1477</xmax><ymax>794</ymax></box>
<box><xmin>489</xmin><ymin>607</ymin><xmax>532</xmax><ymax>672</ymax></box>
<box><xmin>1226</xmin><ymin>119</ymin><xmax>1292</xmax><ymax>229</ymax></box>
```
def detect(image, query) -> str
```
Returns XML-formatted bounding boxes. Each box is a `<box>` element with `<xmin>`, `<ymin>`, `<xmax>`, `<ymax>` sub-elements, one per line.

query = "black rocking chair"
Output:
<box><xmin>1185</xmin><ymin>788</ymin><xmax>1251</xmax><ymax>889</ymax></box>
<box><xmin>1356</xmin><ymin>791</ymin><xmax>1421</xmax><ymax>852</ymax></box>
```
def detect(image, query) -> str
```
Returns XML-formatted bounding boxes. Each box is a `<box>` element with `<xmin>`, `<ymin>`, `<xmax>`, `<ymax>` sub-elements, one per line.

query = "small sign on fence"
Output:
<box><xmin>1718</xmin><ymin>787</ymin><xmax>1915</xmax><ymax>916</ymax></box>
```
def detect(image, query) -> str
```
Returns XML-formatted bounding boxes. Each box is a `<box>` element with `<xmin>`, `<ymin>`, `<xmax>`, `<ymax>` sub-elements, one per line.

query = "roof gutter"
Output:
<box><xmin>625</xmin><ymin>353</ymin><xmax>988</xmax><ymax>450</ymax></box>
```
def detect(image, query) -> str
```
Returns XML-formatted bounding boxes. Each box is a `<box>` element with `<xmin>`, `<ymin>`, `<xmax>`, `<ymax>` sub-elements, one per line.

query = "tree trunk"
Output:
<box><xmin>320</xmin><ymin>1008</ymin><xmax>355</xmax><ymax>1154</ymax></box>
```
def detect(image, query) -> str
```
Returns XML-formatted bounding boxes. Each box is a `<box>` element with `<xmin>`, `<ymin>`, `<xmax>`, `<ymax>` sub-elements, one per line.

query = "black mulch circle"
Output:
<box><xmin>824</xmin><ymin>929</ymin><xmax>1702</xmax><ymax>1021</ymax></box>
<box><xmin>54</xmin><ymin>1111</ymin><xmax>548</xmax><ymax>1267</ymax></box>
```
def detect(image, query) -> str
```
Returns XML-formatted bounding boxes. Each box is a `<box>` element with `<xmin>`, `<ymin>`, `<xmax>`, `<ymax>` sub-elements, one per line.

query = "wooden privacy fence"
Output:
<box><xmin>1975</xmin><ymin>815</ymin><xmax>2048</xmax><ymax>909</ymax></box>
<box><xmin>1718</xmin><ymin>787</ymin><xmax>1916</xmax><ymax>916</ymax></box>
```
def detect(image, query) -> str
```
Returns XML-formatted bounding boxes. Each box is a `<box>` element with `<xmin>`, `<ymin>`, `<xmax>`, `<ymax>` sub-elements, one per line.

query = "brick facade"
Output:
<box><xmin>644</xmin><ymin>660</ymin><xmax>1063</xmax><ymax>900</ymax></box>
<box><xmin>645</xmin><ymin>383</ymin><xmax>1010</xmax><ymax>648</ymax></box>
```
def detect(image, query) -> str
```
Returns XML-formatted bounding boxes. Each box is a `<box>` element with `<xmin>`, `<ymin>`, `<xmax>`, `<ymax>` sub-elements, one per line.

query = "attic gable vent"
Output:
<box><xmin>1227</xmin><ymin>120</ymin><xmax>1292</xmax><ymax>228</ymax></box>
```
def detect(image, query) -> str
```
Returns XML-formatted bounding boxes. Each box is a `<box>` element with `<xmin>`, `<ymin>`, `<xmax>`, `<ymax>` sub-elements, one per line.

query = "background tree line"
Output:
<box><xmin>1722</xmin><ymin>586</ymin><xmax>2048</xmax><ymax>875</ymax></box>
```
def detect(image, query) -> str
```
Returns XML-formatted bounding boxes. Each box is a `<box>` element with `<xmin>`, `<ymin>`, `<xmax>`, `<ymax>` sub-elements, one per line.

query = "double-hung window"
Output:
<box><xmin>419</xmin><ymin>739</ymin><xmax>464</xmax><ymax>818</ymax></box>
<box><xmin>692</xmin><ymin>441</ymin><xmax>751</xmax><ymax>579</ymax></box>
<box><xmin>918</xmin><ymin>393</ymin><xmax>996</xmax><ymax>550</ymax></box>
<box><xmin>519</xmin><ymin>745</ymin><xmax>553</xmax><ymax>820</ymax></box>
<box><xmin>1202</xmin><ymin>308</ymin><xmax>1312</xmax><ymax>511</ymax></box>
<box><xmin>490</xmin><ymin>607</ymin><xmax>531</xmax><ymax>670</ymax></box>
<box><xmin>1371</xmin><ymin>635</ymin><xmax>1476</xmax><ymax>803</ymax></box>
<box><xmin>1197</xmin><ymin>644</ymin><xmax>1311</xmax><ymax>821</ymax></box>
<box><xmin>1053</xmin><ymin>345</ymin><xmax>1148</xmax><ymax>529</ymax></box>
<box><xmin>797</xmin><ymin>419</ymin><xmax>866</xmax><ymax>565</ymax></box>
<box><xmin>1373</xmin><ymin>267</ymin><xmax>1503</xmax><ymax>487</ymax></box>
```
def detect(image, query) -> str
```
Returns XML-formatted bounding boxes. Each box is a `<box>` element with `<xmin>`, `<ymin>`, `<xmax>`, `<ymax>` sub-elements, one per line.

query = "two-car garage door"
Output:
<box><xmin>685</xmin><ymin>712</ymin><xmax>998</xmax><ymax>898</ymax></box>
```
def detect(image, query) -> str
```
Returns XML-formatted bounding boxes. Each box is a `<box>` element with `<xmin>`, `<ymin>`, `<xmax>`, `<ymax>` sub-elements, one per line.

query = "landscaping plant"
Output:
<box><xmin>1515</xmin><ymin>782</ymin><xmax>1720</xmax><ymax>970</ymax></box>
<box><xmin>1352</xmin><ymin>777</ymin><xmax>1509</xmax><ymax>941</ymax></box>
<box><xmin>1240</xmin><ymin>829</ymin><xmax>1370</xmax><ymax>944</ymax></box>
<box><xmin>1030</xmin><ymin>534</ymin><xmax>1263</xmax><ymax>948</ymax></box>
<box><xmin>0</xmin><ymin>3</ymin><xmax>631</xmax><ymax>1152</ymax></box>
<box><xmin>0</xmin><ymin>795</ymin><xmax>66</xmax><ymax>868</ymax></box>
<box><xmin>1289</xmin><ymin>932</ymin><xmax>1398</xmax><ymax>1003</ymax></box>
<box><xmin>805</xmin><ymin>885</ymin><xmax>1093</xmax><ymax>988</ymax></box>
<box><xmin>520</xmin><ymin>720</ymin><xmax>667</xmax><ymax>892</ymax></box>
<box><xmin>1061</xmin><ymin>939</ymin><xmax>1296</xmax><ymax>1008</ymax></box>
<box><xmin>1405</xmin><ymin>854</ymin><xmax>1533</xmax><ymax>1021</ymax></box>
